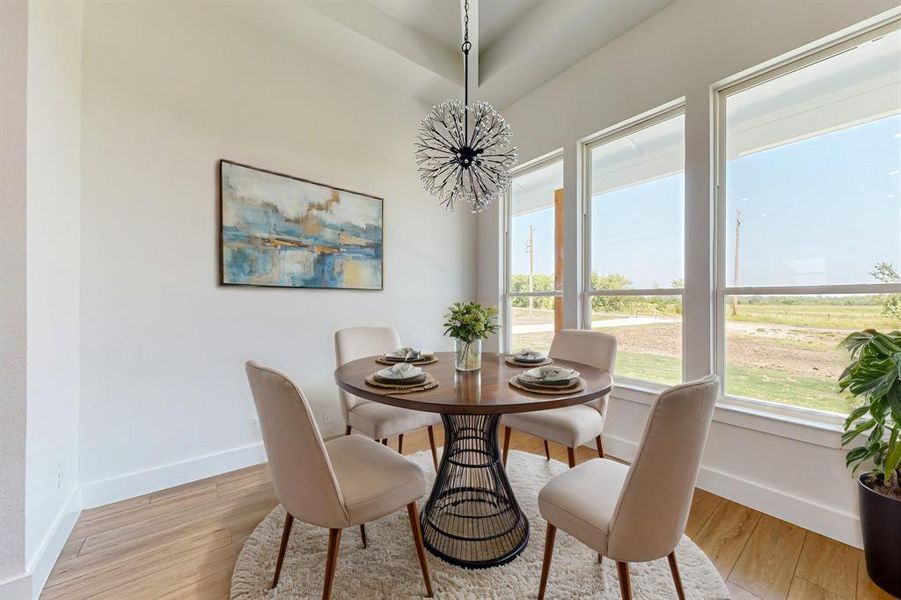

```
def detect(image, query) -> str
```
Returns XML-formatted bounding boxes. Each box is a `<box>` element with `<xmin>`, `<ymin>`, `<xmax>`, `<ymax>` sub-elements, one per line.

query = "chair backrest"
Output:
<box><xmin>606</xmin><ymin>375</ymin><xmax>719</xmax><ymax>562</ymax></box>
<box><xmin>245</xmin><ymin>361</ymin><xmax>348</xmax><ymax>529</ymax></box>
<box><xmin>549</xmin><ymin>329</ymin><xmax>617</xmax><ymax>416</ymax></box>
<box><xmin>334</xmin><ymin>326</ymin><xmax>402</xmax><ymax>421</ymax></box>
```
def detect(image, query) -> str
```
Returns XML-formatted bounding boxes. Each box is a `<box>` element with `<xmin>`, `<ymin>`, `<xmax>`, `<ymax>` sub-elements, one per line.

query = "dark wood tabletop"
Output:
<box><xmin>334</xmin><ymin>352</ymin><xmax>613</xmax><ymax>415</ymax></box>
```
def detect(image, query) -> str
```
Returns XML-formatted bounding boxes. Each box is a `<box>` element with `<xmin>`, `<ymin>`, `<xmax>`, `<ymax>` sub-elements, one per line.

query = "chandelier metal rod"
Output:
<box><xmin>462</xmin><ymin>0</ymin><xmax>470</xmax><ymax>141</ymax></box>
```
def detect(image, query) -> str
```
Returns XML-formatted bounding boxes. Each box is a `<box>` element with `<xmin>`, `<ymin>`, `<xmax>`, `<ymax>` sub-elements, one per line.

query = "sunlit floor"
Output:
<box><xmin>42</xmin><ymin>428</ymin><xmax>892</xmax><ymax>599</ymax></box>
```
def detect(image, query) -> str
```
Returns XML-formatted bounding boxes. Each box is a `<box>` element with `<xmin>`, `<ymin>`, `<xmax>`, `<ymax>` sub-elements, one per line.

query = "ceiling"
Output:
<box><xmin>224</xmin><ymin>0</ymin><xmax>673</xmax><ymax>109</ymax></box>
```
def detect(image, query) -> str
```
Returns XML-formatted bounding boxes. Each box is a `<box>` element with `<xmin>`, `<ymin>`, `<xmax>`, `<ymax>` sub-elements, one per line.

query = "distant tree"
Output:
<box><xmin>871</xmin><ymin>262</ymin><xmax>901</xmax><ymax>319</ymax></box>
<box><xmin>590</xmin><ymin>273</ymin><xmax>633</xmax><ymax>314</ymax></box>
<box><xmin>671</xmin><ymin>278</ymin><xmax>684</xmax><ymax>289</ymax></box>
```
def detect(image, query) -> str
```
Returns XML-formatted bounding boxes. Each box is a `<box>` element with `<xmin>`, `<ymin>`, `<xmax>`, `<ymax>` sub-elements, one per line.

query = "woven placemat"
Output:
<box><xmin>375</xmin><ymin>356</ymin><xmax>438</xmax><ymax>366</ymax></box>
<box><xmin>504</xmin><ymin>356</ymin><xmax>553</xmax><ymax>367</ymax></box>
<box><xmin>365</xmin><ymin>373</ymin><xmax>439</xmax><ymax>394</ymax></box>
<box><xmin>509</xmin><ymin>376</ymin><xmax>586</xmax><ymax>395</ymax></box>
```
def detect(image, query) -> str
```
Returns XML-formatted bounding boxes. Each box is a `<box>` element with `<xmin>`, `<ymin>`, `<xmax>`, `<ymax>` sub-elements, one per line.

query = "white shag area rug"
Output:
<box><xmin>231</xmin><ymin>450</ymin><xmax>729</xmax><ymax>599</ymax></box>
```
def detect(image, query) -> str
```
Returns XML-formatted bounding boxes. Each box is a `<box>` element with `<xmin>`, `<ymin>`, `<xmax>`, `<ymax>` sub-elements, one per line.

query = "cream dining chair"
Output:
<box><xmin>503</xmin><ymin>330</ymin><xmax>617</xmax><ymax>468</ymax></box>
<box><xmin>536</xmin><ymin>375</ymin><xmax>719</xmax><ymax>600</ymax></box>
<box><xmin>245</xmin><ymin>362</ymin><xmax>433</xmax><ymax>599</ymax></box>
<box><xmin>335</xmin><ymin>326</ymin><xmax>441</xmax><ymax>468</ymax></box>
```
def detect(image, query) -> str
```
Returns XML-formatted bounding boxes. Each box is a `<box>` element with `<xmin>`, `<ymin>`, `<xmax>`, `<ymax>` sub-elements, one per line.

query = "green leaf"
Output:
<box><xmin>842</xmin><ymin>419</ymin><xmax>876</xmax><ymax>446</ymax></box>
<box><xmin>844</xmin><ymin>405</ymin><xmax>870</xmax><ymax>429</ymax></box>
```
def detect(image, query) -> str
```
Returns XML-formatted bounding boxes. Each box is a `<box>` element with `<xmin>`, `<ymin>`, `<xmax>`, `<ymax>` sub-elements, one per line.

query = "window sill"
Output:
<box><xmin>611</xmin><ymin>381</ymin><xmax>843</xmax><ymax>449</ymax></box>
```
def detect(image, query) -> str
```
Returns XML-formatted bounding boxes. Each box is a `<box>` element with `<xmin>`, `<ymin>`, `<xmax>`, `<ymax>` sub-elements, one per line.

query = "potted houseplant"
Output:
<box><xmin>443</xmin><ymin>302</ymin><xmax>499</xmax><ymax>371</ymax></box>
<box><xmin>839</xmin><ymin>329</ymin><xmax>901</xmax><ymax>596</ymax></box>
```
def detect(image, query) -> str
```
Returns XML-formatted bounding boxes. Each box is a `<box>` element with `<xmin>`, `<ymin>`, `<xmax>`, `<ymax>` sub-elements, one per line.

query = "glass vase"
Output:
<box><xmin>454</xmin><ymin>338</ymin><xmax>482</xmax><ymax>371</ymax></box>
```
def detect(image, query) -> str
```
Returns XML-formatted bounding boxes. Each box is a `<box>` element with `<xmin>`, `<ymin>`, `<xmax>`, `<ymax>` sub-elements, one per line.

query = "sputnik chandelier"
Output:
<box><xmin>415</xmin><ymin>0</ymin><xmax>518</xmax><ymax>212</ymax></box>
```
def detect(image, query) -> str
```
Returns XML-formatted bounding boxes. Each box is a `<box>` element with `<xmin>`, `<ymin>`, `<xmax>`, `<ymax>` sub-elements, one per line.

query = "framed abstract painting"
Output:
<box><xmin>219</xmin><ymin>160</ymin><xmax>383</xmax><ymax>290</ymax></box>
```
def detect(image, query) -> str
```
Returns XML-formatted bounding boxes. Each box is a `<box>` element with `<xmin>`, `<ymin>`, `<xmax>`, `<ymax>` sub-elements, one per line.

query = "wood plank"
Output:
<box><xmin>77</xmin><ymin>489</ymin><xmax>274</xmax><ymax>556</ymax></box>
<box><xmin>41</xmin><ymin>533</ymin><xmax>239</xmax><ymax>600</ymax></box>
<box><xmin>787</xmin><ymin>578</ymin><xmax>846</xmax><ymax>600</ymax></box>
<box><xmin>46</xmin><ymin>527</ymin><xmax>230</xmax><ymax>588</ymax></box>
<box><xmin>72</xmin><ymin>483</ymin><xmax>218</xmax><ymax>539</ymax></box>
<box><xmin>795</xmin><ymin>533</ymin><xmax>858</xmax><ymax>599</ymax></box>
<box><xmin>686</xmin><ymin>488</ymin><xmax>723</xmax><ymax>537</ymax></box>
<box><xmin>692</xmin><ymin>499</ymin><xmax>761</xmax><ymax>578</ymax></box>
<box><xmin>730</xmin><ymin>515</ymin><xmax>806</xmax><ymax>599</ymax></box>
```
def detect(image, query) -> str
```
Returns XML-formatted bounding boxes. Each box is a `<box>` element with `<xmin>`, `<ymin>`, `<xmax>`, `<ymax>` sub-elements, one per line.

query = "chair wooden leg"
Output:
<box><xmin>617</xmin><ymin>561</ymin><xmax>632</xmax><ymax>600</ymax></box>
<box><xmin>271</xmin><ymin>512</ymin><xmax>294</xmax><ymax>589</ymax></box>
<box><xmin>543</xmin><ymin>439</ymin><xmax>550</xmax><ymax>460</ymax></box>
<box><xmin>538</xmin><ymin>523</ymin><xmax>556</xmax><ymax>600</ymax></box>
<box><xmin>345</xmin><ymin>425</ymin><xmax>351</xmax><ymax>436</ymax></box>
<box><xmin>398</xmin><ymin>433</ymin><xmax>404</xmax><ymax>454</ymax></box>
<box><xmin>359</xmin><ymin>524</ymin><xmax>367</xmax><ymax>549</ymax></box>
<box><xmin>427</xmin><ymin>425</ymin><xmax>438</xmax><ymax>470</ymax></box>
<box><xmin>381</xmin><ymin>438</ymin><xmax>388</xmax><ymax>446</ymax></box>
<box><xmin>668</xmin><ymin>551</ymin><xmax>686</xmax><ymax>600</ymax></box>
<box><xmin>322</xmin><ymin>528</ymin><xmax>342</xmax><ymax>600</ymax></box>
<box><xmin>567</xmin><ymin>447</ymin><xmax>576</xmax><ymax>468</ymax></box>
<box><xmin>502</xmin><ymin>427</ymin><xmax>512</xmax><ymax>467</ymax></box>
<box><xmin>598</xmin><ymin>553</ymin><xmax>603</xmax><ymax>564</ymax></box>
<box><xmin>406</xmin><ymin>503</ymin><xmax>434</xmax><ymax>597</ymax></box>
<box><xmin>596</xmin><ymin>435</ymin><xmax>605</xmax><ymax>458</ymax></box>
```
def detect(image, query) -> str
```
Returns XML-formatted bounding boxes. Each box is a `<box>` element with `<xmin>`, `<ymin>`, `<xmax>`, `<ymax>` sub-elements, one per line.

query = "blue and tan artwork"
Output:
<box><xmin>220</xmin><ymin>161</ymin><xmax>383</xmax><ymax>289</ymax></box>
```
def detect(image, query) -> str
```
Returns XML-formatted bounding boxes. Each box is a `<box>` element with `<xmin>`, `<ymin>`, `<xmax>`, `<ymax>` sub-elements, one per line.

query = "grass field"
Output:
<box><xmin>510</xmin><ymin>300</ymin><xmax>900</xmax><ymax>415</ymax></box>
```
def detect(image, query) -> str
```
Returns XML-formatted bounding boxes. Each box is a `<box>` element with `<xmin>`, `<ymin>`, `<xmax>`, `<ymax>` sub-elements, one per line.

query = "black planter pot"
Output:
<box><xmin>858</xmin><ymin>474</ymin><xmax>901</xmax><ymax>597</ymax></box>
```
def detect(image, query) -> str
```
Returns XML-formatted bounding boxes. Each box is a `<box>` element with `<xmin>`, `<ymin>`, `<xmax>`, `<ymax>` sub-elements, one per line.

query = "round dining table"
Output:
<box><xmin>334</xmin><ymin>352</ymin><xmax>613</xmax><ymax>569</ymax></box>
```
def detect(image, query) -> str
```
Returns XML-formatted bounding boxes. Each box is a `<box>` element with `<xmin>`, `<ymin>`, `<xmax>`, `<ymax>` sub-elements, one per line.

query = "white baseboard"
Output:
<box><xmin>80</xmin><ymin>442</ymin><xmax>266</xmax><ymax>509</ymax></box>
<box><xmin>27</xmin><ymin>486</ymin><xmax>82</xmax><ymax>598</ymax></box>
<box><xmin>590</xmin><ymin>434</ymin><xmax>862</xmax><ymax>549</ymax></box>
<box><xmin>0</xmin><ymin>486</ymin><xmax>83</xmax><ymax>600</ymax></box>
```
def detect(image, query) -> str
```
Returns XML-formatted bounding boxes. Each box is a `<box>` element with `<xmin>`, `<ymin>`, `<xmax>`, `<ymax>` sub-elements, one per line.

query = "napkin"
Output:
<box><xmin>524</xmin><ymin>365</ymin><xmax>577</xmax><ymax>382</ymax></box>
<box><xmin>385</xmin><ymin>363</ymin><xmax>422</xmax><ymax>378</ymax></box>
<box><xmin>515</xmin><ymin>348</ymin><xmax>545</xmax><ymax>360</ymax></box>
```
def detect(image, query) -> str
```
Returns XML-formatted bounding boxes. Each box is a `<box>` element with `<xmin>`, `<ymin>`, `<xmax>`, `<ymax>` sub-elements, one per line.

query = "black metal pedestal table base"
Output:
<box><xmin>420</xmin><ymin>414</ymin><xmax>529</xmax><ymax>569</ymax></box>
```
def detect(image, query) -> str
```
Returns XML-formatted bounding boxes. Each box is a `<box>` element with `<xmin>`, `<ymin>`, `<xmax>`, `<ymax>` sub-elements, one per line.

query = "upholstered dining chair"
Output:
<box><xmin>502</xmin><ymin>329</ymin><xmax>617</xmax><ymax>468</ymax></box>
<box><xmin>536</xmin><ymin>375</ymin><xmax>719</xmax><ymax>600</ymax></box>
<box><xmin>335</xmin><ymin>326</ymin><xmax>441</xmax><ymax>468</ymax></box>
<box><xmin>245</xmin><ymin>361</ymin><xmax>433</xmax><ymax>599</ymax></box>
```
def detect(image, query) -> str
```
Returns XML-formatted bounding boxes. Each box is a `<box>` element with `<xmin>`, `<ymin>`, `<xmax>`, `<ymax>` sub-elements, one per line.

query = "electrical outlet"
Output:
<box><xmin>251</xmin><ymin>417</ymin><xmax>260</xmax><ymax>436</ymax></box>
<box><xmin>323</xmin><ymin>414</ymin><xmax>333</xmax><ymax>425</ymax></box>
<box><xmin>57</xmin><ymin>461</ymin><xmax>63</xmax><ymax>489</ymax></box>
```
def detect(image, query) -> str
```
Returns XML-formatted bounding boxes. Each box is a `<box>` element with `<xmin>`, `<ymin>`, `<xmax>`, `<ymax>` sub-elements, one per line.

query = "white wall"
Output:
<box><xmin>78</xmin><ymin>1</ymin><xmax>475</xmax><ymax>502</ymax></box>
<box><xmin>479</xmin><ymin>0</ymin><xmax>900</xmax><ymax>547</ymax></box>
<box><xmin>25</xmin><ymin>2</ymin><xmax>83</xmax><ymax>590</ymax></box>
<box><xmin>0</xmin><ymin>0</ymin><xmax>29</xmax><ymax>590</ymax></box>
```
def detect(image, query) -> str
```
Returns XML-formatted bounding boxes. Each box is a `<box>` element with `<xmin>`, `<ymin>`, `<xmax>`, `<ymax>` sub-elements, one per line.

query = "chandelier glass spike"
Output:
<box><xmin>415</xmin><ymin>0</ymin><xmax>518</xmax><ymax>213</ymax></box>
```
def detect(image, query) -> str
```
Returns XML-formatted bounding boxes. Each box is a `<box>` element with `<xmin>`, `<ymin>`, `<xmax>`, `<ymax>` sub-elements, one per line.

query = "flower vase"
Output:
<box><xmin>454</xmin><ymin>339</ymin><xmax>482</xmax><ymax>371</ymax></box>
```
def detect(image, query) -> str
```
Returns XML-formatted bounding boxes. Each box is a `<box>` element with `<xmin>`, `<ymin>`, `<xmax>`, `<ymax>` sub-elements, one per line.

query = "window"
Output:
<box><xmin>505</xmin><ymin>156</ymin><xmax>563</xmax><ymax>354</ymax></box>
<box><xmin>717</xmin><ymin>23</ymin><xmax>901</xmax><ymax>415</ymax></box>
<box><xmin>584</xmin><ymin>109</ymin><xmax>685</xmax><ymax>385</ymax></box>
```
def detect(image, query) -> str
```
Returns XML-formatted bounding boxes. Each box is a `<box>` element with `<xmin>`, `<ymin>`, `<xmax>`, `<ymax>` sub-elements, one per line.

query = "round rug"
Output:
<box><xmin>230</xmin><ymin>450</ymin><xmax>729</xmax><ymax>599</ymax></box>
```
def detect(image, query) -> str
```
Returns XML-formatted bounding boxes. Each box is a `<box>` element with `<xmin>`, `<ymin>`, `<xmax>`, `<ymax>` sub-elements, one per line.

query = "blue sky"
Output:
<box><xmin>511</xmin><ymin>114</ymin><xmax>901</xmax><ymax>289</ymax></box>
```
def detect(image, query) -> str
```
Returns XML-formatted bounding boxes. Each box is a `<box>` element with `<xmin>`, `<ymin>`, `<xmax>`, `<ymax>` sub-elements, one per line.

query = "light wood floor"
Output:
<box><xmin>43</xmin><ymin>429</ymin><xmax>896</xmax><ymax>599</ymax></box>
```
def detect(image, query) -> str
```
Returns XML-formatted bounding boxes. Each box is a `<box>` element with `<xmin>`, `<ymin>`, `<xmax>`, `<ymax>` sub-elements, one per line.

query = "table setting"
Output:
<box><xmin>508</xmin><ymin>364</ymin><xmax>586</xmax><ymax>394</ymax></box>
<box><xmin>504</xmin><ymin>348</ymin><xmax>553</xmax><ymax>367</ymax></box>
<box><xmin>363</xmin><ymin>362</ymin><xmax>439</xmax><ymax>393</ymax></box>
<box><xmin>374</xmin><ymin>346</ymin><xmax>438</xmax><ymax>365</ymax></box>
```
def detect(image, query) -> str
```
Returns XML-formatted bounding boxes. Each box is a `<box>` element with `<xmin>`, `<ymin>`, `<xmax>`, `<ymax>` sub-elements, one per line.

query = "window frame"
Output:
<box><xmin>713</xmin><ymin>18</ymin><xmax>901</xmax><ymax>421</ymax></box>
<box><xmin>502</xmin><ymin>150</ymin><xmax>565</xmax><ymax>354</ymax></box>
<box><xmin>580</xmin><ymin>104</ymin><xmax>687</xmax><ymax>388</ymax></box>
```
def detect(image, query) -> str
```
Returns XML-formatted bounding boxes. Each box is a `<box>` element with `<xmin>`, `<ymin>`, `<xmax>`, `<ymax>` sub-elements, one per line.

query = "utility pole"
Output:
<box><xmin>526</xmin><ymin>225</ymin><xmax>535</xmax><ymax>315</ymax></box>
<box><xmin>732</xmin><ymin>210</ymin><xmax>742</xmax><ymax>318</ymax></box>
